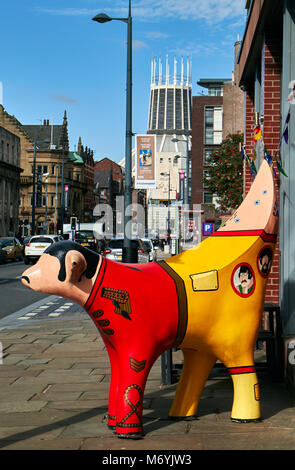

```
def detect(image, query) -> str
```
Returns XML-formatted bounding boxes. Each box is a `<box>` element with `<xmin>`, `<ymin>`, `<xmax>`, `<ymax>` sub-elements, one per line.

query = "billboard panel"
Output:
<box><xmin>135</xmin><ymin>135</ymin><xmax>157</xmax><ymax>189</ymax></box>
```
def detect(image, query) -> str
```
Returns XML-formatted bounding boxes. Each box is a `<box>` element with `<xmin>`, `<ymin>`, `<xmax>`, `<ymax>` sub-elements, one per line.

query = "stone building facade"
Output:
<box><xmin>77</xmin><ymin>137</ymin><xmax>95</xmax><ymax>222</ymax></box>
<box><xmin>0</xmin><ymin>122</ymin><xmax>22</xmax><ymax>236</ymax></box>
<box><xmin>0</xmin><ymin>106</ymin><xmax>94</xmax><ymax>236</ymax></box>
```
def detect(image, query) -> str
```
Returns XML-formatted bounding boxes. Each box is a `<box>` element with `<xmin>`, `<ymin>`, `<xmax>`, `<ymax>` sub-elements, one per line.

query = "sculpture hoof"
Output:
<box><xmin>169</xmin><ymin>415</ymin><xmax>198</xmax><ymax>421</ymax></box>
<box><xmin>231</xmin><ymin>418</ymin><xmax>262</xmax><ymax>423</ymax></box>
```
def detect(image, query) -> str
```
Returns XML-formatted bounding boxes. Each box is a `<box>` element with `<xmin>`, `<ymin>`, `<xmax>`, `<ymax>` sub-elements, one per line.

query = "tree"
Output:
<box><xmin>203</xmin><ymin>133</ymin><xmax>244</xmax><ymax>212</ymax></box>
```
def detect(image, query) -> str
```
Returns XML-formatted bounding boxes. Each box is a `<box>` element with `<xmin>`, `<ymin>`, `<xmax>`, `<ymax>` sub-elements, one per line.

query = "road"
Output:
<box><xmin>0</xmin><ymin>260</ymin><xmax>48</xmax><ymax>320</ymax></box>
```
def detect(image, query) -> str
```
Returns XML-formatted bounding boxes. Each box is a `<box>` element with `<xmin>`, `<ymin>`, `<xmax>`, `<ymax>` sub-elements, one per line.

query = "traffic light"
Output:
<box><xmin>70</xmin><ymin>217</ymin><xmax>77</xmax><ymax>231</ymax></box>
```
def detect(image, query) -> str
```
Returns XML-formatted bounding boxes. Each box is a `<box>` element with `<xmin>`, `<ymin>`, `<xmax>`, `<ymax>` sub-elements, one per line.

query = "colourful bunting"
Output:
<box><xmin>253</xmin><ymin>125</ymin><xmax>262</xmax><ymax>142</ymax></box>
<box><xmin>274</xmin><ymin>152</ymin><xmax>288</xmax><ymax>177</ymax></box>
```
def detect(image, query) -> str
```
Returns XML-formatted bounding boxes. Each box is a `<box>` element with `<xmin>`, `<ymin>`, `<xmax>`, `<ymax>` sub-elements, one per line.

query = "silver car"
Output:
<box><xmin>142</xmin><ymin>238</ymin><xmax>157</xmax><ymax>261</ymax></box>
<box><xmin>103</xmin><ymin>238</ymin><xmax>150</xmax><ymax>263</ymax></box>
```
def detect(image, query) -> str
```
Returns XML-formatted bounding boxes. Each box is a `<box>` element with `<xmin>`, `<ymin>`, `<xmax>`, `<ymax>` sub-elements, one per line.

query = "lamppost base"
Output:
<box><xmin>122</xmin><ymin>247</ymin><xmax>138</xmax><ymax>263</ymax></box>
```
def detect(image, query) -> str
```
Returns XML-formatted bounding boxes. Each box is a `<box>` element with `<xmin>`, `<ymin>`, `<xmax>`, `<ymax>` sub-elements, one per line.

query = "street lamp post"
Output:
<box><xmin>54</xmin><ymin>165</ymin><xmax>59</xmax><ymax>232</ymax></box>
<box><xmin>160</xmin><ymin>171</ymin><xmax>171</xmax><ymax>250</ymax></box>
<box><xmin>172</xmin><ymin>136</ymin><xmax>190</xmax><ymax>206</ymax></box>
<box><xmin>92</xmin><ymin>0</ymin><xmax>136</xmax><ymax>263</ymax></box>
<box><xmin>60</xmin><ymin>146</ymin><xmax>65</xmax><ymax>235</ymax></box>
<box><xmin>43</xmin><ymin>173</ymin><xmax>49</xmax><ymax>234</ymax></box>
<box><xmin>31</xmin><ymin>137</ymin><xmax>37</xmax><ymax>236</ymax></box>
<box><xmin>30</xmin><ymin>137</ymin><xmax>50</xmax><ymax>236</ymax></box>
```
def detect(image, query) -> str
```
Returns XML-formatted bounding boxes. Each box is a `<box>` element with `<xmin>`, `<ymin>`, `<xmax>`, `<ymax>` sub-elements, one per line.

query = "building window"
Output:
<box><xmin>203</xmin><ymin>170</ymin><xmax>211</xmax><ymax>189</ymax></box>
<box><xmin>208</xmin><ymin>86</ymin><xmax>223</xmax><ymax>96</ymax></box>
<box><xmin>204</xmin><ymin>106</ymin><xmax>222</xmax><ymax>145</ymax></box>
<box><xmin>158</xmin><ymin>89</ymin><xmax>166</xmax><ymax>129</ymax></box>
<box><xmin>204</xmin><ymin>149</ymin><xmax>214</xmax><ymax>165</ymax></box>
<box><xmin>166</xmin><ymin>89</ymin><xmax>174</xmax><ymax>129</ymax></box>
<box><xmin>204</xmin><ymin>192</ymin><xmax>213</xmax><ymax>204</ymax></box>
<box><xmin>151</xmin><ymin>89</ymin><xmax>158</xmax><ymax>129</ymax></box>
<box><xmin>175</xmin><ymin>89</ymin><xmax>182</xmax><ymax>129</ymax></box>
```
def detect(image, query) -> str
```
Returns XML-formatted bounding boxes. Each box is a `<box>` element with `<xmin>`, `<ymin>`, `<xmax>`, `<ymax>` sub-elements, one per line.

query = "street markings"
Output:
<box><xmin>16</xmin><ymin>299</ymin><xmax>84</xmax><ymax>321</ymax></box>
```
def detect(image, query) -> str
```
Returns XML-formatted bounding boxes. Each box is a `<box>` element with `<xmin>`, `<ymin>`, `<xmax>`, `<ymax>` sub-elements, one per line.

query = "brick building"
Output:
<box><xmin>191</xmin><ymin>42</ymin><xmax>244</xmax><ymax>208</ymax></box>
<box><xmin>238</xmin><ymin>0</ymin><xmax>295</xmax><ymax>388</ymax></box>
<box><xmin>190</xmin><ymin>81</ymin><xmax>225</xmax><ymax>206</ymax></box>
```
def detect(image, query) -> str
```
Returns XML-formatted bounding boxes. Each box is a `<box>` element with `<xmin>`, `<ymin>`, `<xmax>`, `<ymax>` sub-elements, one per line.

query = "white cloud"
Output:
<box><xmin>37</xmin><ymin>0</ymin><xmax>245</xmax><ymax>24</ymax></box>
<box><xmin>51</xmin><ymin>94</ymin><xmax>77</xmax><ymax>104</ymax></box>
<box><xmin>144</xmin><ymin>31</ymin><xmax>170</xmax><ymax>40</ymax></box>
<box><xmin>132</xmin><ymin>39</ymin><xmax>149</xmax><ymax>50</ymax></box>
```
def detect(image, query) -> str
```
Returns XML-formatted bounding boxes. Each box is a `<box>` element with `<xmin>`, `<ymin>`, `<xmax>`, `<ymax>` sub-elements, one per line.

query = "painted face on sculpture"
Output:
<box><xmin>258</xmin><ymin>247</ymin><xmax>273</xmax><ymax>276</ymax></box>
<box><xmin>21</xmin><ymin>241</ymin><xmax>100</xmax><ymax>299</ymax></box>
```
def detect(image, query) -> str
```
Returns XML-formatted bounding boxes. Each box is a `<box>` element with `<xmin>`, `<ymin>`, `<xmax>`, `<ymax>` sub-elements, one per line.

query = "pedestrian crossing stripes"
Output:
<box><xmin>17</xmin><ymin>299</ymin><xmax>85</xmax><ymax>321</ymax></box>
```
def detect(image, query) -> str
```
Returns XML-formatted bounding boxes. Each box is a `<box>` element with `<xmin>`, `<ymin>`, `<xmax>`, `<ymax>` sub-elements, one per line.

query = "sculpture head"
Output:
<box><xmin>21</xmin><ymin>241</ymin><xmax>101</xmax><ymax>305</ymax></box>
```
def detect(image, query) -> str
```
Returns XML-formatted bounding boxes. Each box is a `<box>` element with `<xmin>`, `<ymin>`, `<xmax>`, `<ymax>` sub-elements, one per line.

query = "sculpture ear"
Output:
<box><xmin>67</xmin><ymin>251</ymin><xmax>87</xmax><ymax>283</ymax></box>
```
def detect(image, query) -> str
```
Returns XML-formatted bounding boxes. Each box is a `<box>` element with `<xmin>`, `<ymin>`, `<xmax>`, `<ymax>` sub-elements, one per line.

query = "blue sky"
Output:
<box><xmin>1</xmin><ymin>0</ymin><xmax>247</xmax><ymax>163</ymax></box>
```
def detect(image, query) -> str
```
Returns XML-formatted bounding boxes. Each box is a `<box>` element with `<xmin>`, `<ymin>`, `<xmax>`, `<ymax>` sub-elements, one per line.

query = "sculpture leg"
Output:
<box><xmin>115</xmin><ymin>353</ymin><xmax>152</xmax><ymax>439</ymax></box>
<box><xmin>169</xmin><ymin>349</ymin><xmax>216</xmax><ymax>418</ymax></box>
<box><xmin>227</xmin><ymin>364</ymin><xmax>261</xmax><ymax>422</ymax></box>
<box><xmin>102</xmin><ymin>338</ymin><xmax>119</xmax><ymax>430</ymax></box>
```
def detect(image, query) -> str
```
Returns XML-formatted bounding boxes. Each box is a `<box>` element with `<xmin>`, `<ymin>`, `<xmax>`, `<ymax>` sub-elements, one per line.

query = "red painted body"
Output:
<box><xmin>85</xmin><ymin>257</ymin><xmax>179</xmax><ymax>435</ymax></box>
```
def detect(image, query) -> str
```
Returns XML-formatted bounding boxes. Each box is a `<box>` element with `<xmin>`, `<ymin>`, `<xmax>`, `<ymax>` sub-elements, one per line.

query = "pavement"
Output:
<box><xmin>0</xmin><ymin>252</ymin><xmax>294</xmax><ymax>453</ymax></box>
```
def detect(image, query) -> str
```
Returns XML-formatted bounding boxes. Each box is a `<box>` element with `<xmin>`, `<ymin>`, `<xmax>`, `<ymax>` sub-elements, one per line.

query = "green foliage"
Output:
<box><xmin>203</xmin><ymin>134</ymin><xmax>244</xmax><ymax>212</ymax></box>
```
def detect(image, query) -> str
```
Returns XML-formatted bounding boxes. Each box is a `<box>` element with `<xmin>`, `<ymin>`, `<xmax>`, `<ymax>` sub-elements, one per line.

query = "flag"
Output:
<box><xmin>264</xmin><ymin>152</ymin><xmax>272</xmax><ymax>166</ymax></box>
<box><xmin>241</xmin><ymin>146</ymin><xmax>245</xmax><ymax>160</ymax></box>
<box><xmin>274</xmin><ymin>152</ymin><xmax>288</xmax><ymax>177</ymax></box>
<box><xmin>253</xmin><ymin>125</ymin><xmax>262</xmax><ymax>142</ymax></box>
<box><xmin>283</xmin><ymin>126</ymin><xmax>289</xmax><ymax>144</ymax></box>
<box><xmin>250</xmin><ymin>160</ymin><xmax>257</xmax><ymax>180</ymax></box>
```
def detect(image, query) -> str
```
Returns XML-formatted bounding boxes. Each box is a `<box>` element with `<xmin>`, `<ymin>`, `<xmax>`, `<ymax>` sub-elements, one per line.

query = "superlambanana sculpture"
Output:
<box><xmin>21</xmin><ymin>159</ymin><xmax>278</xmax><ymax>438</ymax></box>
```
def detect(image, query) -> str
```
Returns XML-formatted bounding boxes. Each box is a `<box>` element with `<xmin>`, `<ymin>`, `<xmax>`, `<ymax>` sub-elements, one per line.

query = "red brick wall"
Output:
<box><xmin>244</xmin><ymin>90</ymin><xmax>255</xmax><ymax>196</ymax></box>
<box><xmin>244</xmin><ymin>30</ymin><xmax>282</xmax><ymax>304</ymax></box>
<box><xmin>191</xmin><ymin>95</ymin><xmax>223</xmax><ymax>205</ymax></box>
<box><xmin>94</xmin><ymin>158</ymin><xmax>123</xmax><ymax>182</ymax></box>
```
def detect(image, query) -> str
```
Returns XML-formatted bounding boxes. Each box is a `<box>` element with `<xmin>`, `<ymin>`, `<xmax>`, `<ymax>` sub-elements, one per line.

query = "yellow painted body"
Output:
<box><xmin>166</xmin><ymin>160</ymin><xmax>278</xmax><ymax>422</ymax></box>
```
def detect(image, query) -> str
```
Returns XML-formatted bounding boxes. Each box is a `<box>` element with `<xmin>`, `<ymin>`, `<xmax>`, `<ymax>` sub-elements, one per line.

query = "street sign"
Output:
<box><xmin>202</xmin><ymin>222</ymin><xmax>214</xmax><ymax>236</ymax></box>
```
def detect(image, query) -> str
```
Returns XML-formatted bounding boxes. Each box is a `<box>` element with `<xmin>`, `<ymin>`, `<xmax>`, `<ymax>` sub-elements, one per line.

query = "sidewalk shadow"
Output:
<box><xmin>142</xmin><ymin>369</ymin><xmax>294</xmax><ymax>436</ymax></box>
<box><xmin>0</xmin><ymin>372</ymin><xmax>292</xmax><ymax>447</ymax></box>
<box><xmin>0</xmin><ymin>407</ymin><xmax>106</xmax><ymax>449</ymax></box>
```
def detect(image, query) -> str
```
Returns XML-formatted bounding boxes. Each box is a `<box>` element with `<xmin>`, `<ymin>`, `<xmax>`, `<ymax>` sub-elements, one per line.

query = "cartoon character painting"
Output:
<box><xmin>21</xmin><ymin>159</ymin><xmax>278</xmax><ymax>438</ymax></box>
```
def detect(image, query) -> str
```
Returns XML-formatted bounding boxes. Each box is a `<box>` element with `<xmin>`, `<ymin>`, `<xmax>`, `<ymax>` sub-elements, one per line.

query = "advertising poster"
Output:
<box><xmin>135</xmin><ymin>135</ymin><xmax>157</xmax><ymax>189</ymax></box>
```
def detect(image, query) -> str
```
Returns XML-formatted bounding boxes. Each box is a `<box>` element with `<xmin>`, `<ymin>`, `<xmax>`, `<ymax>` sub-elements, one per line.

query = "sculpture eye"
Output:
<box><xmin>254</xmin><ymin>200</ymin><xmax>260</xmax><ymax>205</ymax></box>
<box><xmin>234</xmin><ymin>218</ymin><xmax>240</xmax><ymax>223</ymax></box>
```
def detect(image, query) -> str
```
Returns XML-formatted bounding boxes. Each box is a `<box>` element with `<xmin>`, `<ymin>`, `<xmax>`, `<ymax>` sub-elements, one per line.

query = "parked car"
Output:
<box><xmin>142</xmin><ymin>238</ymin><xmax>157</xmax><ymax>262</ymax></box>
<box><xmin>73</xmin><ymin>230</ymin><xmax>98</xmax><ymax>251</ymax></box>
<box><xmin>0</xmin><ymin>237</ymin><xmax>23</xmax><ymax>261</ymax></box>
<box><xmin>103</xmin><ymin>238</ymin><xmax>150</xmax><ymax>263</ymax></box>
<box><xmin>21</xmin><ymin>236</ymin><xmax>32</xmax><ymax>258</ymax></box>
<box><xmin>0</xmin><ymin>247</ymin><xmax>7</xmax><ymax>264</ymax></box>
<box><xmin>24</xmin><ymin>234</ymin><xmax>60</xmax><ymax>264</ymax></box>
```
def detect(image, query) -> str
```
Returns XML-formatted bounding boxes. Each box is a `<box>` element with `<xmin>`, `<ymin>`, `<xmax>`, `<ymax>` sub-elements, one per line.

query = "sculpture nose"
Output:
<box><xmin>21</xmin><ymin>275</ymin><xmax>30</xmax><ymax>285</ymax></box>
